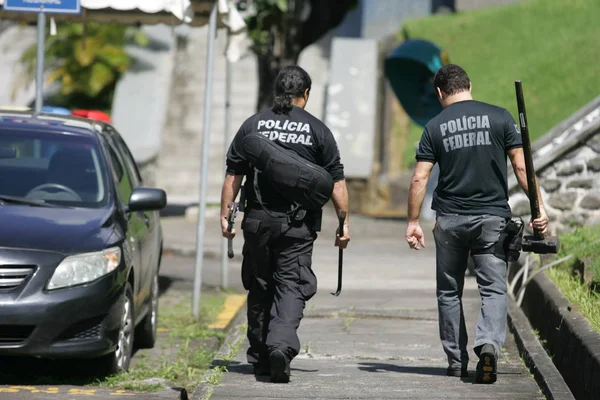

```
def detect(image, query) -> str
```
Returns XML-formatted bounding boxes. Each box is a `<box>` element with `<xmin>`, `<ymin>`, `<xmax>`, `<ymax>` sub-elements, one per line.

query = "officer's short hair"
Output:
<box><xmin>434</xmin><ymin>64</ymin><xmax>471</xmax><ymax>96</ymax></box>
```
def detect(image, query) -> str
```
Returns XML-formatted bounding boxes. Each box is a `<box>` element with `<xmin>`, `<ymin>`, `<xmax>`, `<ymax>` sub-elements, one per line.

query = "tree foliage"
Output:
<box><xmin>240</xmin><ymin>0</ymin><xmax>358</xmax><ymax>111</ymax></box>
<box><xmin>15</xmin><ymin>22</ymin><xmax>147</xmax><ymax>111</ymax></box>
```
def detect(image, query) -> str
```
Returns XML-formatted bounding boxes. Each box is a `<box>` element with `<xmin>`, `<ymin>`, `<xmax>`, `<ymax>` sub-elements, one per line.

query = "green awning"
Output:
<box><xmin>385</xmin><ymin>39</ymin><xmax>448</xmax><ymax>127</ymax></box>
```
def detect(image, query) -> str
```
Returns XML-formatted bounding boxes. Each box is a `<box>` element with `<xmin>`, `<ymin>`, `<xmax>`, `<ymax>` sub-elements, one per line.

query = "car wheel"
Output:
<box><xmin>134</xmin><ymin>271</ymin><xmax>159</xmax><ymax>348</ymax></box>
<box><xmin>99</xmin><ymin>283</ymin><xmax>134</xmax><ymax>376</ymax></box>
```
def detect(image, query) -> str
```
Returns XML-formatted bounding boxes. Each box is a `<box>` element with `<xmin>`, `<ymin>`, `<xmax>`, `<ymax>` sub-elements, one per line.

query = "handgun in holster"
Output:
<box><xmin>290</xmin><ymin>208</ymin><xmax>323</xmax><ymax>232</ymax></box>
<box><xmin>493</xmin><ymin>218</ymin><xmax>525</xmax><ymax>262</ymax></box>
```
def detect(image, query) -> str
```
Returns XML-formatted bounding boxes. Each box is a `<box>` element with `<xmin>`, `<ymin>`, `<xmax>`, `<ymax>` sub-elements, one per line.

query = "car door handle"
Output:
<box><xmin>143</xmin><ymin>214</ymin><xmax>150</xmax><ymax>227</ymax></box>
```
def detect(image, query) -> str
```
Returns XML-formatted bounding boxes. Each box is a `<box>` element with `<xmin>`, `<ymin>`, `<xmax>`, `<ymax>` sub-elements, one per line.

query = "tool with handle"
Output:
<box><xmin>226</xmin><ymin>202</ymin><xmax>239</xmax><ymax>258</ymax></box>
<box><xmin>514</xmin><ymin>80</ymin><xmax>559</xmax><ymax>254</ymax></box>
<box><xmin>331</xmin><ymin>211</ymin><xmax>346</xmax><ymax>297</ymax></box>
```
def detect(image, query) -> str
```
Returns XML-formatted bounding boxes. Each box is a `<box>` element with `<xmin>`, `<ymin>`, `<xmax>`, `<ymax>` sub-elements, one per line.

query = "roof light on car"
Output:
<box><xmin>46</xmin><ymin>247</ymin><xmax>122</xmax><ymax>290</ymax></box>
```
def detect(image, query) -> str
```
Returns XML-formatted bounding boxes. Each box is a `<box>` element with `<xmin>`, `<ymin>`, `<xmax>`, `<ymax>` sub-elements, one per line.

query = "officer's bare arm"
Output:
<box><xmin>220</xmin><ymin>173</ymin><xmax>244</xmax><ymax>219</ymax></box>
<box><xmin>407</xmin><ymin>161</ymin><xmax>435</xmax><ymax>222</ymax></box>
<box><xmin>331</xmin><ymin>179</ymin><xmax>349</xmax><ymax>224</ymax></box>
<box><xmin>507</xmin><ymin>147</ymin><xmax>546</xmax><ymax>211</ymax></box>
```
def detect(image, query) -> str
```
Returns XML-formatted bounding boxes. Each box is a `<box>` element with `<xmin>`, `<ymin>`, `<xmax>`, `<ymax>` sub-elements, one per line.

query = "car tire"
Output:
<box><xmin>98</xmin><ymin>282</ymin><xmax>135</xmax><ymax>376</ymax></box>
<box><xmin>134</xmin><ymin>271</ymin><xmax>159</xmax><ymax>349</ymax></box>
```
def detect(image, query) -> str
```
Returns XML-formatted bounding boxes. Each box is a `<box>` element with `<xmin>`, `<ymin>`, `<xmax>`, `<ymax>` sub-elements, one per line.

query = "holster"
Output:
<box><xmin>493</xmin><ymin>218</ymin><xmax>525</xmax><ymax>262</ymax></box>
<box><xmin>239</xmin><ymin>184</ymin><xmax>246</xmax><ymax>212</ymax></box>
<box><xmin>288</xmin><ymin>208</ymin><xmax>323</xmax><ymax>232</ymax></box>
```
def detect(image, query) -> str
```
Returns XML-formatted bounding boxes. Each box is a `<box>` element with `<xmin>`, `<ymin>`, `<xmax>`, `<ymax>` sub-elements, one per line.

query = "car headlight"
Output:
<box><xmin>47</xmin><ymin>247</ymin><xmax>121</xmax><ymax>290</ymax></box>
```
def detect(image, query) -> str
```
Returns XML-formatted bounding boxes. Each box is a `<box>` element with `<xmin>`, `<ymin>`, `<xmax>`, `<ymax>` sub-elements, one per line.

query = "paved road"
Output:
<box><xmin>0</xmin><ymin>208</ymin><xmax>545</xmax><ymax>399</ymax></box>
<box><xmin>204</xmin><ymin>209</ymin><xmax>545</xmax><ymax>399</ymax></box>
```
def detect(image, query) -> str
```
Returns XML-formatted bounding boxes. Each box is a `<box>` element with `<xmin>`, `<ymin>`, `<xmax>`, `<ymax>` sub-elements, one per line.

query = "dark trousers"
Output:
<box><xmin>241</xmin><ymin>209</ymin><xmax>318</xmax><ymax>364</ymax></box>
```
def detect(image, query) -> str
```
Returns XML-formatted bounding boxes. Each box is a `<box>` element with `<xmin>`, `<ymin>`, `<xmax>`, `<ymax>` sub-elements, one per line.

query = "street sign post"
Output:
<box><xmin>3</xmin><ymin>0</ymin><xmax>82</xmax><ymax>113</ymax></box>
<box><xmin>3</xmin><ymin>0</ymin><xmax>81</xmax><ymax>14</ymax></box>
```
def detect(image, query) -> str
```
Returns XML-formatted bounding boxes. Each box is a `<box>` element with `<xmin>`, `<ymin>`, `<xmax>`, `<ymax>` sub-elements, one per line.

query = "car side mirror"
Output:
<box><xmin>128</xmin><ymin>187</ymin><xmax>167</xmax><ymax>212</ymax></box>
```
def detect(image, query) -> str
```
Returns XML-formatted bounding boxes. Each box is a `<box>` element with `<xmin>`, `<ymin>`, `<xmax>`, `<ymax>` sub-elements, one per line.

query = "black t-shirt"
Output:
<box><xmin>416</xmin><ymin>100</ymin><xmax>523</xmax><ymax>218</ymax></box>
<box><xmin>226</xmin><ymin>105</ymin><xmax>345</xmax><ymax>210</ymax></box>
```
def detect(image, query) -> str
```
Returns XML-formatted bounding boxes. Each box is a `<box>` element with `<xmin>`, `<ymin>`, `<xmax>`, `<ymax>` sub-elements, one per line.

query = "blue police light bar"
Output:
<box><xmin>3</xmin><ymin>0</ymin><xmax>81</xmax><ymax>14</ymax></box>
<box><xmin>42</xmin><ymin>106</ymin><xmax>71</xmax><ymax>115</ymax></box>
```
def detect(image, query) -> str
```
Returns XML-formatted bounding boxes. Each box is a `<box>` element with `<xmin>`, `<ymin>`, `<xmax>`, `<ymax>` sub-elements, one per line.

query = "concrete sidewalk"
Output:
<box><xmin>188</xmin><ymin>205</ymin><xmax>545</xmax><ymax>399</ymax></box>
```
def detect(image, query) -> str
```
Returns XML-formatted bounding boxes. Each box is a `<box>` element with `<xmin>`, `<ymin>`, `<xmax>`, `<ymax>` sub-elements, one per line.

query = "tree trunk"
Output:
<box><xmin>256</xmin><ymin>51</ymin><xmax>278</xmax><ymax>112</ymax></box>
<box><xmin>255</xmin><ymin>48</ymin><xmax>302</xmax><ymax>113</ymax></box>
<box><xmin>255</xmin><ymin>0</ymin><xmax>305</xmax><ymax>113</ymax></box>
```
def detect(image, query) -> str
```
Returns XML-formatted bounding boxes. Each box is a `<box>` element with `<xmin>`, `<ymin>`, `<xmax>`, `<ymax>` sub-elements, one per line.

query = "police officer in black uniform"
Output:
<box><xmin>405</xmin><ymin>64</ymin><xmax>549</xmax><ymax>384</ymax></box>
<box><xmin>220</xmin><ymin>65</ymin><xmax>350</xmax><ymax>383</ymax></box>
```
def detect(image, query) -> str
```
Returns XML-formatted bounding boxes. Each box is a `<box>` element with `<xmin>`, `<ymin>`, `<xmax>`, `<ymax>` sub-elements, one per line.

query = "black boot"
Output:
<box><xmin>269</xmin><ymin>350</ymin><xmax>291</xmax><ymax>383</ymax></box>
<box><xmin>475</xmin><ymin>344</ymin><xmax>497</xmax><ymax>384</ymax></box>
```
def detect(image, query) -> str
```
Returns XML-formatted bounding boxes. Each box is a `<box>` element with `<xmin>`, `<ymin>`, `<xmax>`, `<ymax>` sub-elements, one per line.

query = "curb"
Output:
<box><xmin>162</xmin><ymin>246</ymin><xmax>243</xmax><ymax>262</ymax></box>
<box><xmin>519</xmin><ymin>272</ymin><xmax>600</xmax><ymax>400</ymax></box>
<box><xmin>507</xmin><ymin>299</ymin><xmax>575</xmax><ymax>400</ymax></box>
<box><xmin>190</xmin><ymin>302</ymin><xmax>248</xmax><ymax>400</ymax></box>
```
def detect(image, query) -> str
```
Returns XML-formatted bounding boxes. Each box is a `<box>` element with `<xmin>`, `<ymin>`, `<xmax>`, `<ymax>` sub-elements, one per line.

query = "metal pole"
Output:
<box><xmin>193</xmin><ymin>3</ymin><xmax>218</xmax><ymax>318</ymax></box>
<box><xmin>220</xmin><ymin>58</ymin><xmax>232</xmax><ymax>290</ymax></box>
<box><xmin>35</xmin><ymin>11</ymin><xmax>46</xmax><ymax>113</ymax></box>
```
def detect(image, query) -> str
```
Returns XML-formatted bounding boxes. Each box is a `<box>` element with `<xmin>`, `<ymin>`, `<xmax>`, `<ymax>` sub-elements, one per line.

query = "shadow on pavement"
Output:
<box><xmin>160</xmin><ymin>204</ymin><xmax>189</xmax><ymax>217</ymax></box>
<box><xmin>358</xmin><ymin>362</ymin><xmax>448</xmax><ymax>376</ymax></box>
<box><xmin>158</xmin><ymin>274</ymin><xmax>174</xmax><ymax>296</ymax></box>
<box><xmin>0</xmin><ymin>356</ymin><xmax>108</xmax><ymax>386</ymax></box>
<box><xmin>459</xmin><ymin>370</ymin><xmax>523</xmax><ymax>385</ymax></box>
<box><xmin>217</xmin><ymin>361</ymin><xmax>319</xmax><ymax>382</ymax></box>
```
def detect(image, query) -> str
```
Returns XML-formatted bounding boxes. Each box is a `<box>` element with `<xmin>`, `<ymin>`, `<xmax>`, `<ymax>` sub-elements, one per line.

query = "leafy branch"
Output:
<box><xmin>13</xmin><ymin>22</ymin><xmax>148</xmax><ymax>109</ymax></box>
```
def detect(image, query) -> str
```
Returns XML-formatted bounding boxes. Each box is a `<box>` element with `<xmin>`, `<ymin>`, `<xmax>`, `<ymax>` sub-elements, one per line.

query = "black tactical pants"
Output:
<box><xmin>241</xmin><ymin>208</ymin><xmax>318</xmax><ymax>365</ymax></box>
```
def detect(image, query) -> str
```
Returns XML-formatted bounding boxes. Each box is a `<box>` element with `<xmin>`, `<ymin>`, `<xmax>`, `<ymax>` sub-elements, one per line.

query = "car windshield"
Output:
<box><xmin>0</xmin><ymin>127</ymin><xmax>108</xmax><ymax>208</ymax></box>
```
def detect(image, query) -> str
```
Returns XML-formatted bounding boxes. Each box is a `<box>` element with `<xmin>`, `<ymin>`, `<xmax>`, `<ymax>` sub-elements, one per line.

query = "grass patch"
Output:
<box><xmin>399</xmin><ymin>0</ymin><xmax>599</xmax><ymax>168</ymax></box>
<box><xmin>202</xmin><ymin>323</ymin><xmax>247</xmax><ymax>399</ymax></box>
<box><xmin>342</xmin><ymin>317</ymin><xmax>355</xmax><ymax>333</ymax></box>
<box><xmin>160</xmin><ymin>294</ymin><xmax>226</xmax><ymax>342</ymax></box>
<box><xmin>546</xmin><ymin>268</ymin><xmax>600</xmax><ymax>332</ymax></box>
<box><xmin>544</xmin><ymin>223</ymin><xmax>600</xmax><ymax>333</ymax></box>
<box><xmin>554</xmin><ymin>224</ymin><xmax>600</xmax><ymax>282</ymax></box>
<box><xmin>96</xmin><ymin>293</ymin><xmax>227</xmax><ymax>393</ymax></box>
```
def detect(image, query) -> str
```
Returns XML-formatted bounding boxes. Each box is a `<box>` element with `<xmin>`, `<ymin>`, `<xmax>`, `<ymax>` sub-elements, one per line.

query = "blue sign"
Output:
<box><xmin>3</xmin><ymin>0</ymin><xmax>81</xmax><ymax>14</ymax></box>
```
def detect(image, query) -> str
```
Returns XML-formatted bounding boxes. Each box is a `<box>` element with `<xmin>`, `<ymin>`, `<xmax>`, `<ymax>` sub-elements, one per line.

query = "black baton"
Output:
<box><xmin>226</xmin><ymin>202</ymin><xmax>238</xmax><ymax>259</ymax></box>
<box><xmin>227</xmin><ymin>238</ymin><xmax>234</xmax><ymax>259</ymax></box>
<box><xmin>515</xmin><ymin>80</ymin><xmax>541</xmax><ymax>232</ymax></box>
<box><xmin>331</xmin><ymin>211</ymin><xmax>346</xmax><ymax>297</ymax></box>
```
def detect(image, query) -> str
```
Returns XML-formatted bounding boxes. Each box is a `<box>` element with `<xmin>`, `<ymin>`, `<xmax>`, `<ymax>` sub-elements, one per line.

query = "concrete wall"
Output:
<box><xmin>0</xmin><ymin>24</ymin><xmax>37</xmax><ymax>108</ymax></box>
<box><xmin>111</xmin><ymin>24</ymin><xmax>176</xmax><ymax>188</ymax></box>
<box><xmin>156</xmin><ymin>26</ymin><xmax>258</xmax><ymax>205</ymax></box>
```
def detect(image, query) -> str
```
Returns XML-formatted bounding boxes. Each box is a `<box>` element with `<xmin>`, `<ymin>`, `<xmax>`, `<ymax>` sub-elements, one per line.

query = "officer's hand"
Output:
<box><xmin>221</xmin><ymin>217</ymin><xmax>236</xmax><ymax>240</ymax></box>
<box><xmin>406</xmin><ymin>221</ymin><xmax>425</xmax><ymax>250</ymax></box>
<box><xmin>335</xmin><ymin>224</ymin><xmax>350</xmax><ymax>249</ymax></box>
<box><xmin>530</xmin><ymin>208</ymin><xmax>549</xmax><ymax>235</ymax></box>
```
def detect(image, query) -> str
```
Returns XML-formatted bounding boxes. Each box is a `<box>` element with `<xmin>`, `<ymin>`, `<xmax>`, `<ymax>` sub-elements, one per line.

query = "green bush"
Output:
<box><xmin>15</xmin><ymin>22</ymin><xmax>147</xmax><ymax>112</ymax></box>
